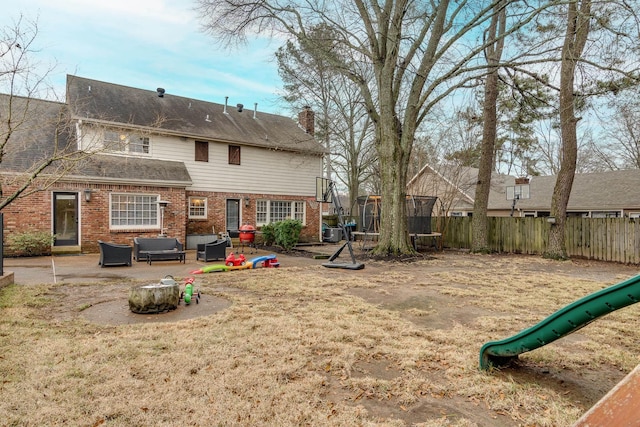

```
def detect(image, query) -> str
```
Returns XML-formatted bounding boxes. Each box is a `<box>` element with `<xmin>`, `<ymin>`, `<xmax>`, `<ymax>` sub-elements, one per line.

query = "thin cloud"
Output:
<box><xmin>1</xmin><ymin>0</ymin><xmax>284</xmax><ymax>113</ymax></box>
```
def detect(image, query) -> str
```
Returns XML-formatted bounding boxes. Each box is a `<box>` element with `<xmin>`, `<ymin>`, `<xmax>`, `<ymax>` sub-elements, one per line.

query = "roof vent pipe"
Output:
<box><xmin>253</xmin><ymin>103</ymin><xmax>258</xmax><ymax>119</ymax></box>
<box><xmin>157</xmin><ymin>88</ymin><xmax>165</xmax><ymax>97</ymax></box>
<box><xmin>223</xmin><ymin>96</ymin><xmax>228</xmax><ymax>114</ymax></box>
<box><xmin>237</xmin><ymin>103</ymin><xmax>243</xmax><ymax>112</ymax></box>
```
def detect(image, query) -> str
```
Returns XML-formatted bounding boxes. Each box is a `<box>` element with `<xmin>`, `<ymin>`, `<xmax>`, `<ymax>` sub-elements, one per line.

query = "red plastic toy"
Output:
<box><xmin>225</xmin><ymin>252</ymin><xmax>246</xmax><ymax>267</ymax></box>
<box><xmin>261</xmin><ymin>257</ymin><xmax>279</xmax><ymax>268</ymax></box>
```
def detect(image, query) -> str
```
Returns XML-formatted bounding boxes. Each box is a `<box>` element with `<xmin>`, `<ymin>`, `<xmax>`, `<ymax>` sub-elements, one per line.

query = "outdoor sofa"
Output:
<box><xmin>196</xmin><ymin>239</ymin><xmax>227</xmax><ymax>262</ymax></box>
<box><xmin>133</xmin><ymin>237</ymin><xmax>184</xmax><ymax>263</ymax></box>
<box><xmin>98</xmin><ymin>240</ymin><xmax>132</xmax><ymax>267</ymax></box>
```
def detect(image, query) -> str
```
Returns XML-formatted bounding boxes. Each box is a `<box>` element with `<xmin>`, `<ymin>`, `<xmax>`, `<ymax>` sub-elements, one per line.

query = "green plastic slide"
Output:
<box><xmin>480</xmin><ymin>273</ymin><xmax>640</xmax><ymax>370</ymax></box>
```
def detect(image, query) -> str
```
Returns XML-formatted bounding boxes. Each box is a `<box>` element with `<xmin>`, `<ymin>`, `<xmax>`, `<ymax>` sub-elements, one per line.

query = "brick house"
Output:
<box><xmin>1</xmin><ymin>75</ymin><xmax>325</xmax><ymax>254</ymax></box>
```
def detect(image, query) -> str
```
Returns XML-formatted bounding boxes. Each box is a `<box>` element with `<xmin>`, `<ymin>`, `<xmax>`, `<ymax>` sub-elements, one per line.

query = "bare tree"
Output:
<box><xmin>195</xmin><ymin>0</ymin><xmax>550</xmax><ymax>255</ymax></box>
<box><xmin>598</xmin><ymin>93</ymin><xmax>640</xmax><ymax>169</ymax></box>
<box><xmin>441</xmin><ymin>106</ymin><xmax>484</xmax><ymax>168</ymax></box>
<box><xmin>0</xmin><ymin>17</ymin><xmax>113</xmax><ymax>211</ymax></box>
<box><xmin>276</xmin><ymin>31</ymin><xmax>376</xmax><ymax>215</ymax></box>
<box><xmin>329</xmin><ymin>84</ymin><xmax>377</xmax><ymax>215</ymax></box>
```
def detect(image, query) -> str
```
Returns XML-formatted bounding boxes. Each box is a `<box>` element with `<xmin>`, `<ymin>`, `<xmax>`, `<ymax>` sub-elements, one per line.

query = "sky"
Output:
<box><xmin>1</xmin><ymin>0</ymin><xmax>288</xmax><ymax>115</ymax></box>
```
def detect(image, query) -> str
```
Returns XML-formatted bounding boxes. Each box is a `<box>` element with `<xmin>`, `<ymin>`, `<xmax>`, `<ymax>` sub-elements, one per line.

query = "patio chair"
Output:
<box><xmin>196</xmin><ymin>239</ymin><xmax>227</xmax><ymax>262</ymax></box>
<box><xmin>98</xmin><ymin>240</ymin><xmax>133</xmax><ymax>267</ymax></box>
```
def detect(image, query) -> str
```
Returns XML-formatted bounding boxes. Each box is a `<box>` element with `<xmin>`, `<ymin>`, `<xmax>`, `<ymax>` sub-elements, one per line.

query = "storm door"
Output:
<box><xmin>226</xmin><ymin>199</ymin><xmax>240</xmax><ymax>234</ymax></box>
<box><xmin>53</xmin><ymin>192</ymin><xmax>79</xmax><ymax>246</ymax></box>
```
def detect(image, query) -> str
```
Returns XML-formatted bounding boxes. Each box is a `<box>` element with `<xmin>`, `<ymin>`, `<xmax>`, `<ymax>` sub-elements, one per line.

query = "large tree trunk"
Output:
<box><xmin>545</xmin><ymin>0</ymin><xmax>591</xmax><ymax>260</ymax></box>
<box><xmin>373</xmin><ymin>114</ymin><xmax>414</xmax><ymax>255</ymax></box>
<box><xmin>471</xmin><ymin>71</ymin><xmax>498</xmax><ymax>253</ymax></box>
<box><xmin>472</xmin><ymin>2</ymin><xmax>507</xmax><ymax>253</ymax></box>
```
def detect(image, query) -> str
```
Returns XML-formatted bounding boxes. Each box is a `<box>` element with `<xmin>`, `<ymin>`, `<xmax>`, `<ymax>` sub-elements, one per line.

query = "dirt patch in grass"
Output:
<box><xmin>1</xmin><ymin>251</ymin><xmax>639</xmax><ymax>426</ymax></box>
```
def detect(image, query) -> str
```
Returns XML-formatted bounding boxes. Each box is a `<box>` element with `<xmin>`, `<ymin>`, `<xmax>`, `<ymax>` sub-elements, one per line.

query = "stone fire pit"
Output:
<box><xmin>129</xmin><ymin>277</ymin><xmax>180</xmax><ymax>314</ymax></box>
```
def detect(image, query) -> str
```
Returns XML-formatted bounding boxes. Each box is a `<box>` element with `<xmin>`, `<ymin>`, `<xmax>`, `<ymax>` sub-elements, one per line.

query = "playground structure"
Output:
<box><xmin>353</xmin><ymin>194</ymin><xmax>439</xmax><ymax>250</ymax></box>
<box><xmin>357</xmin><ymin>194</ymin><xmax>437</xmax><ymax>234</ymax></box>
<box><xmin>479</xmin><ymin>273</ymin><xmax>640</xmax><ymax>370</ymax></box>
<box><xmin>190</xmin><ymin>253</ymin><xmax>280</xmax><ymax>274</ymax></box>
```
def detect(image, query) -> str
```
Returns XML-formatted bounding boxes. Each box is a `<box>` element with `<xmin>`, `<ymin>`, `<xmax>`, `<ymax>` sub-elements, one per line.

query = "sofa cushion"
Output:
<box><xmin>133</xmin><ymin>237</ymin><xmax>183</xmax><ymax>261</ymax></box>
<box><xmin>136</xmin><ymin>238</ymin><xmax>178</xmax><ymax>251</ymax></box>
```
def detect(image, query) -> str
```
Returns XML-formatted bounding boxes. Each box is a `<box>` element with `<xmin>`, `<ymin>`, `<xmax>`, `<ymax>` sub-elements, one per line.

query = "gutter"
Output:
<box><xmin>59</xmin><ymin>175</ymin><xmax>192</xmax><ymax>188</ymax></box>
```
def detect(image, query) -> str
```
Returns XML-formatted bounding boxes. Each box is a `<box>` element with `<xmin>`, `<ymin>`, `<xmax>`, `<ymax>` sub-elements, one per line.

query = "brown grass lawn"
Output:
<box><xmin>1</xmin><ymin>252</ymin><xmax>639</xmax><ymax>426</ymax></box>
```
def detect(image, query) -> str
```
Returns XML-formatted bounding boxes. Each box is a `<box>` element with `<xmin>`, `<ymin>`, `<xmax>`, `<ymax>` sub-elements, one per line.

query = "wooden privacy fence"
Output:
<box><xmin>439</xmin><ymin>217</ymin><xmax>640</xmax><ymax>265</ymax></box>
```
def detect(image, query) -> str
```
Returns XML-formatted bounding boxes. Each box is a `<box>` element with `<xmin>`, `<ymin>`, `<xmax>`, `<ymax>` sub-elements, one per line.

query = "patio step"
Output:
<box><xmin>52</xmin><ymin>245</ymin><xmax>81</xmax><ymax>255</ymax></box>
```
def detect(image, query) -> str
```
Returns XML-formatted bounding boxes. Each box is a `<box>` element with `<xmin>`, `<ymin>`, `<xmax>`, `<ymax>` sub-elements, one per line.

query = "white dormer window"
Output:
<box><xmin>104</xmin><ymin>131</ymin><xmax>150</xmax><ymax>154</ymax></box>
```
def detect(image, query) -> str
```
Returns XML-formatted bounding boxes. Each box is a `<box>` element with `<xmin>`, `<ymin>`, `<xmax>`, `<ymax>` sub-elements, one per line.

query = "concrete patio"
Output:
<box><xmin>3</xmin><ymin>246</ymin><xmax>327</xmax><ymax>286</ymax></box>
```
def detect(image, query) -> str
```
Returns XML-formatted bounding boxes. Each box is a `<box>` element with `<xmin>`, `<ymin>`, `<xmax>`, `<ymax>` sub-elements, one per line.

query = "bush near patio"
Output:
<box><xmin>260</xmin><ymin>219</ymin><xmax>302</xmax><ymax>251</ymax></box>
<box><xmin>5</xmin><ymin>231</ymin><xmax>55</xmax><ymax>257</ymax></box>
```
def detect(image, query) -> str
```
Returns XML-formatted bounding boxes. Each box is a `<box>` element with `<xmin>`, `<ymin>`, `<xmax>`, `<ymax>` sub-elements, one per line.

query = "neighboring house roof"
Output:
<box><xmin>514</xmin><ymin>170</ymin><xmax>640</xmax><ymax>212</ymax></box>
<box><xmin>66</xmin><ymin>75</ymin><xmax>324</xmax><ymax>156</ymax></box>
<box><xmin>409</xmin><ymin>164</ymin><xmax>640</xmax><ymax>214</ymax></box>
<box><xmin>408</xmin><ymin>164</ymin><xmax>513</xmax><ymax>211</ymax></box>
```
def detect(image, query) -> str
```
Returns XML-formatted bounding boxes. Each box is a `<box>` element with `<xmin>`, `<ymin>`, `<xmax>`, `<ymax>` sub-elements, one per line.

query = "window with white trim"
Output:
<box><xmin>292</xmin><ymin>201</ymin><xmax>305</xmax><ymax>222</ymax></box>
<box><xmin>256</xmin><ymin>200</ymin><xmax>268</xmax><ymax>225</ymax></box>
<box><xmin>110</xmin><ymin>194</ymin><xmax>159</xmax><ymax>229</ymax></box>
<box><xmin>104</xmin><ymin>130</ymin><xmax>150</xmax><ymax>154</ymax></box>
<box><xmin>591</xmin><ymin>211</ymin><xmax>621</xmax><ymax>218</ymax></box>
<box><xmin>189</xmin><ymin>197</ymin><xmax>207</xmax><ymax>219</ymax></box>
<box><xmin>256</xmin><ymin>200</ymin><xmax>305</xmax><ymax>226</ymax></box>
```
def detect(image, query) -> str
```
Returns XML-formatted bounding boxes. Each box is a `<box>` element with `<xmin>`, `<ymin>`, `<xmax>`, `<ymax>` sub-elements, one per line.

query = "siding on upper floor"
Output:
<box><xmin>79</xmin><ymin>127</ymin><xmax>323</xmax><ymax>196</ymax></box>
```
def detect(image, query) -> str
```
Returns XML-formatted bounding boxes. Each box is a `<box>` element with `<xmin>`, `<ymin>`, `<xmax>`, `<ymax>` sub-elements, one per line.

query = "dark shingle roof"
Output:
<box><xmin>68</xmin><ymin>154</ymin><xmax>192</xmax><ymax>185</ymax></box>
<box><xmin>516</xmin><ymin>170</ymin><xmax>640</xmax><ymax>211</ymax></box>
<box><xmin>0</xmin><ymin>94</ymin><xmax>67</xmax><ymax>173</ymax></box>
<box><xmin>0</xmin><ymin>93</ymin><xmax>191</xmax><ymax>185</ymax></box>
<box><xmin>411</xmin><ymin>164</ymin><xmax>640</xmax><ymax>212</ymax></box>
<box><xmin>66</xmin><ymin>75</ymin><xmax>324</xmax><ymax>155</ymax></box>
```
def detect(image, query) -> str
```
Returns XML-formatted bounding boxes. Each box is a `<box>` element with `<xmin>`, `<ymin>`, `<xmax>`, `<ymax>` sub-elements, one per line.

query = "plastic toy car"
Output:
<box><xmin>225</xmin><ymin>252</ymin><xmax>246</xmax><ymax>267</ymax></box>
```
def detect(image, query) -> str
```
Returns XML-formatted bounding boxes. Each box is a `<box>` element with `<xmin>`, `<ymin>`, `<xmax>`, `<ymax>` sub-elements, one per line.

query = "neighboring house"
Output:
<box><xmin>0</xmin><ymin>75</ymin><xmax>325</xmax><ymax>254</ymax></box>
<box><xmin>408</xmin><ymin>164</ymin><xmax>640</xmax><ymax>218</ymax></box>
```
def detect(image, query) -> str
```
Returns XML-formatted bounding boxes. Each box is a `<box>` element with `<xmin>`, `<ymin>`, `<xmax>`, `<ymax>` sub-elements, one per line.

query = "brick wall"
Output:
<box><xmin>2</xmin><ymin>186</ymin><xmax>51</xmax><ymax>255</ymax></box>
<box><xmin>2</xmin><ymin>183</ymin><xmax>320</xmax><ymax>255</ymax></box>
<box><xmin>80</xmin><ymin>184</ymin><xmax>187</xmax><ymax>252</ymax></box>
<box><xmin>2</xmin><ymin>182</ymin><xmax>186</xmax><ymax>255</ymax></box>
<box><xmin>186</xmin><ymin>191</ymin><xmax>321</xmax><ymax>243</ymax></box>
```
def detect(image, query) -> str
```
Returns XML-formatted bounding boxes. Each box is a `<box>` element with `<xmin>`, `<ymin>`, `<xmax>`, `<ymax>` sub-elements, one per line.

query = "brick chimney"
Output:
<box><xmin>298</xmin><ymin>106</ymin><xmax>315</xmax><ymax>135</ymax></box>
